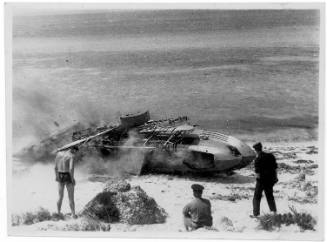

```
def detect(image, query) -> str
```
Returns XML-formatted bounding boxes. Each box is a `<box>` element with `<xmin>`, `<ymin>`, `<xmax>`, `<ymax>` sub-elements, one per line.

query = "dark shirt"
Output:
<box><xmin>254</xmin><ymin>151</ymin><xmax>278</xmax><ymax>185</ymax></box>
<box><xmin>183</xmin><ymin>198</ymin><xmax>213</xmax><ymax>227</ymax></box>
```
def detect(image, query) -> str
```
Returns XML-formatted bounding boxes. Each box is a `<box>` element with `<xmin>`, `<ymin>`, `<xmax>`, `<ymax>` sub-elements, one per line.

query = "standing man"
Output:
<box><xmin>251</xmin><ymin>142</ymin><xmax>278</xmax><ymax>218</ymax></box>
<box><xmin>55</xmin><ymin>146</ymin><xmax>79</xmax><ymax>218</ymax></box>
<box><xmin>183</xmin><ymin>184</ymin><xmax>213</xmax><ymax>231</ymax></box>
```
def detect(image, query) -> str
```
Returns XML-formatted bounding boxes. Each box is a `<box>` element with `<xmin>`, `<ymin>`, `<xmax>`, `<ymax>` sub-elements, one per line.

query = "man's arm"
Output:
<box><xmin>183</xmin><ymin>204</ymin><xmax>190</xmax><ymax>218</ymax></box>
<box><xmin>54</xmin><ymin>157</ymin><xmax>59</xmax><ymax>181</ymax></box>
<box><xmin>69</xmin><ymin>155</ymin><xmax>75</xmax><ymax>184</ymax></box>
<box><xmin>254</xmin><ymin>157</ymin><xmax>261</xmax><ymax>179</ymax></box>
<box><xmin>271</xmin><ymin>153</ymin><xmax>278</xmax><ymax>183</ymax></box>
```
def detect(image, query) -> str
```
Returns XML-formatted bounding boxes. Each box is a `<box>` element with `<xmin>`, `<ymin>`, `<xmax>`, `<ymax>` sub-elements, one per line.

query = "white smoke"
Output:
<box><xmin>78</xmin><ymin>130</ymin><xmax>148</xmax><ymax>177</ymax></box>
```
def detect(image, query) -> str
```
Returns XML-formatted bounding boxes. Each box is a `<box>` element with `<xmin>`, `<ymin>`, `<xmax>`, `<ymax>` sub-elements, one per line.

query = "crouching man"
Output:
<box><xmin>54</xmin><ymin>146</ymin><xmax>79</xmax><ymax>218</ymax></box>
<box><xmin>183</xmin><ymin>184</ymin><xmax>213</xmax><ymax>231</ymax></box>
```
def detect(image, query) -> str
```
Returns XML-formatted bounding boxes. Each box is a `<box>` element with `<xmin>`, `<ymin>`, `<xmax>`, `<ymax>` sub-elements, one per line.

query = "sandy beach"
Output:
<box><xmin>8</xmin><ymin>7</ymin><xmax>321</xmax><ymax>239</ymax></box>
<box><xmin>9</xmin><ymin>141</ymin><xmax>320</xmax><ymax>237</ymax></box>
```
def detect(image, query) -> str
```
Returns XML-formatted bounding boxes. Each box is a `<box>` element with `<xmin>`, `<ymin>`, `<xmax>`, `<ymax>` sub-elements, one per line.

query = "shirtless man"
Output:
<box><xmin>54</xmin><ymin>146</ymin><xmax>78</xmax><ymax>218</ymax></box>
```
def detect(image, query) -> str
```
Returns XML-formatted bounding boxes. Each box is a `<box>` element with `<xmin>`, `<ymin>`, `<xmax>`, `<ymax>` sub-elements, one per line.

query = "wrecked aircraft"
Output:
<box><xmin>56</xmin><ymin>111</ymin><xmax>256</xmax><ymax>175</ymax></box>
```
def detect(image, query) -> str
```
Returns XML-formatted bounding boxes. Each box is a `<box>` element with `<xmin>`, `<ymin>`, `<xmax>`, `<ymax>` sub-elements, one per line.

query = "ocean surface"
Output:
<box><xmin>12</xmin><ymin>9</ymin><xmax>320</xmax><ymax>149</ymax></box>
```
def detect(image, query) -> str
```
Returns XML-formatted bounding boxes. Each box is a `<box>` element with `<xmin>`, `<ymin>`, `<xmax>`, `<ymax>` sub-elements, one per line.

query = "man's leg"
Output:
<box><xmin>252</xmin><ymin>181</ymin><xmax>263</xmax><ymax>216</ymax></box>
<box><xmin>264</xmin><ymin>184</ymin><xmax>277</xmax><ymax>213</ymax></box>
<box><xmin>66</xmin><ymin>183</ymin><xmax>76</xmax><ymax>218</ymax></box>
<box><xmin>57</xmin><ymin>182</ymin><xmax>64</xmax><ymax>214</ymax></box>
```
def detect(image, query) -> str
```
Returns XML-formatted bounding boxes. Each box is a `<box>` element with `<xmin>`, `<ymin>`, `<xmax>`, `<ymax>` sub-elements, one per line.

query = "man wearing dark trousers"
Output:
<box><xmin>251</xmin><ymin>142</ymin><xmax>278</xmax><ymax>218</ymax></box>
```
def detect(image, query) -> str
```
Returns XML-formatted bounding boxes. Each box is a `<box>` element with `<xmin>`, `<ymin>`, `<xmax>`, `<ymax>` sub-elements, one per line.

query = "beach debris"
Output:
<box><xmin>306</xmin><ymin>146</ymin><xmax>318</xmax><ymax>154</ymax></box>
<box><xmin>285</xmin><ymin>174</ymin><xmax>318</xmax><ymax>204</ymax></box>
<box><xmin>278</xmin><ymin>162</ymin><xmax>299</xmax><ymax>173</ymax></box>
<box><xmin>219</xmin><ymin>216</ymin><xmax>235</xmax><ymax>231</ymax></box>
<box><xmin>51</xmin><ymin>213</ymin><xmax>66</xmax><ymax>221</ymax></box>
<box><xmin>293</xmin><ymin>159</ymin><xmax>314</xmax><ymax>164</ymax></box>
<box><xmin>302</xmin><ymin>182</ymin><xmax>318</xmax><ymax>198</ymax></box>
<box><xmin>209</xmin><ymin>192</ymin><xmax>250</xmax><ymax>202</ymax></box>
<box><xmin>103</xmin><ymin>179</ymin><xmax>131</xmax><ymax>193</ymax></box>
<box><xmin>272</xmin><ymin>151</ymin><xmax>297</xmax><ymax>160</ymax></box>
<box><xmin>258</xmin><ymin>206</ymin><xmax>316</xmax><ymax>231</ymax></box>
<box><xmin>11</xmin><ymin>208</ymin><xmax>94</xmax><ymax>227</ymax></box>
<box><xmin>81</xmin><ymin>179</ymin><xmax>167</xmax><ymax>224</ymax></box>
<box><xmin>196</xmin><ymin>226</ymin><xmax>219</xmax><ymax>232</ymax></box>
<box><xmin>278</xmin><ymin>162</ymin><xmax>317</xmax><ymax>175</ymax></box>
<box><xmin>37</xmin><ymin>216</ymin><xmax>111</xmax><ymax>231</ymax></box>
<box><xmin>88</xmin><ymin>175</ymin><xmax>113</xmax><ymax>183</ymax></box>
<box><xmin>12</xmin><ymin>207</ymin><xmax>52</xmax><ymax>226</ymax></box>
<box><xmin>295</xmin><ymin>172</ymin><xmax>306</xmax><ymax>182</ymax></box>
<box><xmin>288</xmin><ymin>195</ymin><xmax>317</xmax><ymax>204</ymax></box>
<box><xmin>227</xmin><ymin>186</ymin><xmax>255</xmax><ymax>192</ymax></box>
<box><xmin>208</xmin><ymin>184</ymin><xmax>254</xmax><ymax>201</ymax></box>
<box><xmin>307</xmin><ymin>164</ymin><xmax>318</xmax><ymax>169</ymax></box>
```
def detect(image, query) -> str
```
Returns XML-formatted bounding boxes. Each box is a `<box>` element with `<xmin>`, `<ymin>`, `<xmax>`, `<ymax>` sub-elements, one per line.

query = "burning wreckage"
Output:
<box><xmin>18</xmin><ymin>111</ymin><xmax>256</xmax><ymax>175</ymax></box>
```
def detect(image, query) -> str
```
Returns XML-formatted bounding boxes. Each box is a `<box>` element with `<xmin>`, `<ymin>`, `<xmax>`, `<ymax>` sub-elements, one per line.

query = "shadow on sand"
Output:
<box><xmin>87</xmin><ymin>171</ymin><xmax>256</xmax><ymax>185</ymax></box>
<box><xmin>174</xmin><ymin>172</ymin><xmax>256</xmax><ymax>184</ymax></box>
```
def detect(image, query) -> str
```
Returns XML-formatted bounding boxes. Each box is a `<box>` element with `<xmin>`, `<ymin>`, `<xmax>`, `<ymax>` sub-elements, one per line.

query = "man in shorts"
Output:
<box><xmin>54</xmin><ymin>146</ymin><xmax>78</xmax><ymax>218</ymax></box>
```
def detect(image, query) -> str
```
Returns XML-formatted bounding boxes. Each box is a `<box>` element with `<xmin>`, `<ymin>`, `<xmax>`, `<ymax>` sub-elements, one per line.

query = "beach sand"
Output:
<box><xmin>9</xmin><ymin>141</ymin><xmax>320</xmax><ymax>237</ymax></box>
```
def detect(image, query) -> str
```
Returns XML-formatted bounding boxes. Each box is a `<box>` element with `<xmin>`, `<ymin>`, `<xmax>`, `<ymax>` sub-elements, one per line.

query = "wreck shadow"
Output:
<box><xmin>179</xmin><ymin>172</ymin><xmax>256</xmax><ymax>184</ymax></box>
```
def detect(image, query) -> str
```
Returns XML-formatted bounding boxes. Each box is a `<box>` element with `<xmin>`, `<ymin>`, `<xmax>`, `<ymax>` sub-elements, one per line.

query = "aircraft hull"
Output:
<box><xmin>139</xmin><ymin>129</ymin><xmax>256</xmax><ymax>174</ymax></box>
<box><xmin>52</xmin><ymin>112</ymin><xmax>256</xmax><ymax>175</ymax></box>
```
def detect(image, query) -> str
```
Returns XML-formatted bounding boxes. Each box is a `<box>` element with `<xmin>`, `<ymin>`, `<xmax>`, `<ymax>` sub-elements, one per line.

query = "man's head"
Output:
<box><xmin>191</xmin><ymin>184</ymin><xmax>204</xmax><ymax>198</ymax></box>
<box><xmin>70</xmin><ymin>146</ymin><xmax>79</xmax><ymax>154</ymax></box>
<box><xmin>253</xmin><ymin>142</ymin><xmax>263</xmax><ymax>154</ymax></box>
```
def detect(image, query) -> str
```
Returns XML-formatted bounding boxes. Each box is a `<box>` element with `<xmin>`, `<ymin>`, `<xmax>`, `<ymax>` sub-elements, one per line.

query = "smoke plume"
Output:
<box><xmin>78</xmin><ymin>130</ymin><xmax>148</xmax><ymax>177</ymax></box>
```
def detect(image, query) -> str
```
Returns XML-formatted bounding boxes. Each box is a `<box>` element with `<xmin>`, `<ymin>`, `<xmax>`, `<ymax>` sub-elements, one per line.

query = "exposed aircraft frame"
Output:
<box><xmin>57</xmin><ymin>111</ymin><xmax>256</xmax><ymax>175</ymax></box>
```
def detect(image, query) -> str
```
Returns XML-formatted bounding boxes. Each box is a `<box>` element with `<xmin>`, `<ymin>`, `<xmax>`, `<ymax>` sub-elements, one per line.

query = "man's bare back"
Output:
<box><xmin>55</xmin><ymin>150</ymin><xmax>73</xmax><ymax>173</ymax></box>
<box><xmin>54</xmin><ymin>147</ymin><xmax>78</xmax><ymax>218</ymax></box>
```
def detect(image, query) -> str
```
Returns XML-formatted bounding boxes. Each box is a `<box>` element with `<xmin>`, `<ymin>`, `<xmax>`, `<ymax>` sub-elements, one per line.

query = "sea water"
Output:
<box><xmin>12</xmin><ymin>9</ymin><xmax>320</xmax><ymax>149</ymax></box>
